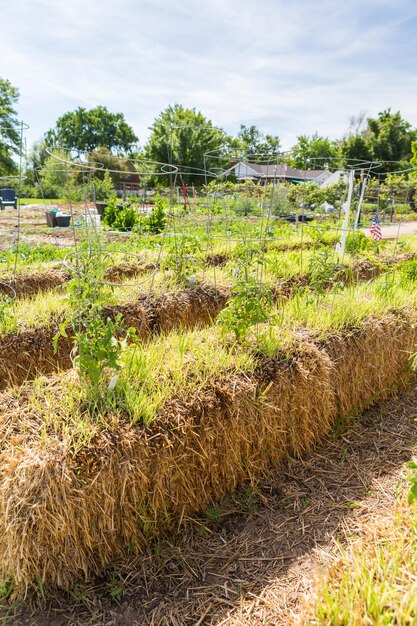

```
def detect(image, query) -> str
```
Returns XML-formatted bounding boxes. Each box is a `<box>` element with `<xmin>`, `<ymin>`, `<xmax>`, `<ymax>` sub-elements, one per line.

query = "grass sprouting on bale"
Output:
<box><xmin>0</xmin><ymin>270</ymin><xmax>416</xmax><ymax>594</ymax></box>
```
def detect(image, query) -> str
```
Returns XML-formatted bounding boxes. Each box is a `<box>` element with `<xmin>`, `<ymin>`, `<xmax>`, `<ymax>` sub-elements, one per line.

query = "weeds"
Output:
<box><xmin>164</xmin><ymin>234</ymin><xmax>202</xmax><ymax>285</ymax></box>
<box><xmin>53</xmin><ymin>234</ymin><xmax>137</xmax><ymax>410</ymax></box>
<box><xmin>307</xmin><ymin>248</ymin><xmax>344</xmax><ymax>296</ymax></box>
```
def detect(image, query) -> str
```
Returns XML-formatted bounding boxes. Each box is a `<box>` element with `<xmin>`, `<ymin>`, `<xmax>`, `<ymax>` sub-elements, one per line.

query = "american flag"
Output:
<box><xmin>370</xmin><ymin>212</ymin><xmax>382</xmax><ymax>241</ymax></box>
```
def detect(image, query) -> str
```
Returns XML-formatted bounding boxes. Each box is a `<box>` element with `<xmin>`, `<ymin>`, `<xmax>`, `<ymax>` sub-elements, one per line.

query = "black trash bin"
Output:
<box><xmin>45</xmin><ymin>211</ymin><xmax>58</xmax><ymax>227</ymax></box>
<box><xmin>56</xmin><ymin>214</ymin><xmax>71</xmax><ymax>227</ymax></box>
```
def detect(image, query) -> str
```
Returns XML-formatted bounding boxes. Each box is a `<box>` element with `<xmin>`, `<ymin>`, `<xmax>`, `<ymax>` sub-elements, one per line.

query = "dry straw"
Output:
<box><xmin>0</xmin><ymin>284</ymin><xmax>229</xmax><ymax>389</ymax></box>
<box><xmin>0</xmin><ymin>311</ymin><xmax>415</xmax><ymax>592</ymax></box>
<box><xmin>0</xmin><ymin>248</ymin><xmax>413</xmax><ymax>390</ymax></box>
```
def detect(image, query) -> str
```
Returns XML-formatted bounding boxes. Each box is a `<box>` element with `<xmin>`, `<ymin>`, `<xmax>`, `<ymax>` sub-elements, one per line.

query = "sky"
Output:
<box><xmin>1</xmin><ymin>0</ymin><xmax>417</xmax><ymax>152</ymax></box>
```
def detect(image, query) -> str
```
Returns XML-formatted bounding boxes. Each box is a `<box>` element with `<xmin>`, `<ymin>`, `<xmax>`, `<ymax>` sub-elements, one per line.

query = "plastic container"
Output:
<box><xmin>85</xmin><ymin>213</ymin><xmax>101</xmax><ymax>228</ymax></box>
<box><xmin>45</xmin><ymin>211</ymin><xmax>58</xmax><ymax>228</ymax></box>
<box><xmin>56</xmin><ymin>214</ymin><xmax>71</xmax><ymax>227</ymax></box>
<box><xmin>95</xmin><ymin>202</ymin><xmax>107</xmax><ymax>217</ymax></box>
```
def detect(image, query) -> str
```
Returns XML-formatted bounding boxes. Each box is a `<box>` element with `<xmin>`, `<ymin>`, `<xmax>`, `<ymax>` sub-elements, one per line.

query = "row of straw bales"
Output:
<box><xmin>1</xmin><ymin>248</ymin><xmax>415</xmax><ymax>389</ymax></box>
<box><xmin>0</xmin><ymin>284</ymin><xmax>229</xmax><ymax>389</ymax></box>
<box><xmin>0</xmin><ymin>311</ymin><xmax>415</xmax><ymax>592</ymax></box>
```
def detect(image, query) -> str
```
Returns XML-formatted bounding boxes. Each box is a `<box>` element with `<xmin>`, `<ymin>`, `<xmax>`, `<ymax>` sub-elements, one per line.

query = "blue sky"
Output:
<box><xmin>2</xmin><ymin>0</ymin><xmax>417</xmax><ymax>151</ymax></box>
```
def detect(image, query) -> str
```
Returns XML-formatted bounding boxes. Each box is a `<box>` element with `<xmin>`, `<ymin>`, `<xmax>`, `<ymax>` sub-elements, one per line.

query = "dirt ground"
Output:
<box><xmin>364</xmin><ymin>220</ymin><xmax>417</xmax><ymax>239</ymax></box>
<box><xmin>2</xmin><ymin>205</ymin><xmax>417</xmax><ymax>252</ymax></box>
<box><xmin>0</xmin><ymin>205</ymin><xmax>133</xmax><ymax>251</ymax></box>
<box><xmin>1</xmin><ymin>383</ymin><xmax>416</xmax><ymax>625</ymax></box>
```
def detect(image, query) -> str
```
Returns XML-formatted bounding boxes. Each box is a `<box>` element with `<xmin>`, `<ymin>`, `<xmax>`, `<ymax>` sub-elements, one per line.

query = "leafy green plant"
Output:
<box><xmin>146</xmin><ymin>194</ymin><xmax>166</xmax><ymax>234</ymax></box>
<box><xmin>218</xmin><ymin>242</ymin><xmax>274</xmax><ymax>341</ymax></box>
<box><xmin>53</xmin><ymin>236</ymin><xmax>137</xmax><ymax>409</ymax></box>
<box><xmin>103</xmin><ymin>197</ymin><xmax>139</xmax><ymax>231</ymax></box>
<box><xmin>163</xmin><ymin>234</ymin><xmax>202</xmax><ymax>284</ymax></box>
<box><xmin>217</xmin><ymin>278</ymin><xmax>274</xmax><ymax>341</ymax></box>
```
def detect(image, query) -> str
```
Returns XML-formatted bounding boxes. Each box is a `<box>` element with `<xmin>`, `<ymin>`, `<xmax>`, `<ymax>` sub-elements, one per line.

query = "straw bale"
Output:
<box><xmin>0</xmin><ymin>313</ymin><xmax>415</xmax><ymax>592</ymax></box>
<box><xmin>0</xmin><ymin>285</ymin><xmax>229</xmax><ymax>390</ymax></box>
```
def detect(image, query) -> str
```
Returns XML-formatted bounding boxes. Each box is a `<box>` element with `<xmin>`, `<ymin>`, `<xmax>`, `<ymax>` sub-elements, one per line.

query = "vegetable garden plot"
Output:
<box><xmin>2</xmin><ymin>151</ymin><xmax>417</xmax><ymax>599</ymax></box>
<box><xmin>0</xmin><ymin>245</ymin><xmax>415</xmax><ymax>390</ymax></box>
<box><xmin>0</xmin><ymin>310</ymin><xmax>415</xmax><ymax>592</ymax></box>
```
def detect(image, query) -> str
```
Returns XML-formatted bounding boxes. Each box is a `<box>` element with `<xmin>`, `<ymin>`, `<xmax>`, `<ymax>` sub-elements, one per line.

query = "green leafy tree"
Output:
<box><xmin>0</xmin><ymin>78</ymin><xmax>21</xmax><ymax>175</ymax></box>
<box><xmin>38</xmin><ymin>149</ymin><xmax>80</xmax><ymax>200</ymax></box>
<box><xmin>339</xmin><ymin>134</ymin><xmax>372</xmax><ymax>165</ymax></box>
<box><xmin>367</xmin><ymin>109</ymin><xmax>416</xmax><ymax>168</ymax></box>
<box><xmin>45</xmin><ymin>106</ymin><xmax>138</xmax><ymax>154</ymax></box>
<box><xmin>85</xmin><ymin>147</ymin><xmax>132</xmax><ymax>181</ymax></box>
<box><xmin>340</xmin><ymin>110</ymin><xmax>416</xmax><ymax>173</ymax></box>
<box><xmin>233</xmin><ymin>124</ymin><xmax>280</xmax><ymax>160</ymax></box>
<box><xmin>289</xmin><ymin>133</ymin><xmax>339</xmax><ymax>170</ymax></box>
<box><xmin>144</xmin><ymin>104</ymin><xmax>226</xmax><ymax>185</ymax></box>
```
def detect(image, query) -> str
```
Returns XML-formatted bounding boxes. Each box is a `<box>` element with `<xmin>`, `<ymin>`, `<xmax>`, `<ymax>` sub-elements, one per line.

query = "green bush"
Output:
<box><xmin>146</xmin><ymin>195</ymin><xmax>167</xmax><ymax>234</ymax></box>
<box><xmin>345</xmin><ymin>231</ymin><xmax>373</xmax><ymax>254</ymax></box>
<box><xmin>88</xmin><ymin>171</ymin><xmax>116</xmax><ymax>201</ymax></box>
<box><xmin>103</xmin><ymin>197</ymin><xmax>139</xmax><ymax>231</ymax></box>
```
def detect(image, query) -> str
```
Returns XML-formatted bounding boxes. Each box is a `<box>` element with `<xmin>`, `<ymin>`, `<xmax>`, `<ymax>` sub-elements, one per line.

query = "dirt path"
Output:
<box><xmin>365</xmin><ymin>220</ymin><xmax>417</xmax><ymax>239</ymax></box>
<box><xmin>1</xmin><ymin>385</ymin><xmax>417</xmax><ymax>625</ymax></box>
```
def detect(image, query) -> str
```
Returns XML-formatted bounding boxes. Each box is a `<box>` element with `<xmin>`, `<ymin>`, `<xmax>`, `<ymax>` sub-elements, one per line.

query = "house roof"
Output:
<box><xmin>230</xmin><ymin>161</ymin><xmax>328</xmax><ymax>180</ymax></box>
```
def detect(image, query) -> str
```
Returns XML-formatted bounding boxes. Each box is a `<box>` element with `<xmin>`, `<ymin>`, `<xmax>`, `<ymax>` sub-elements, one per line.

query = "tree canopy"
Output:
<box><xmin>339</xmin><ymin>109</ymin><xmax>417</xmax><ymax>172</ymax></box>
<box><xmin>144</xmin><ymin>104</ymin><xmax>226</xmax><ymax>185</ymax></box>
<box><xmin>366</xmin><ymin>109</ymin><xmax>416</xmax><ymax>168</ymax></box>
<box><xmin>289</xmin><ymin>133</ymin><xmax>339</xmax><ymax>170</ymax></box>
<box><xmin>44</xmin><ymin>106</ymin><xmax>138</xmax><ymax>154</ymax></box>
<box><xmin>232</xmin><ymin>124</ymin><xmax>280</xmax><ymax>160</ymax></box>
<box><xmin>0</xmin><ymin>78</ymin><xmax>21</xmax><ymax>175</ymax></box>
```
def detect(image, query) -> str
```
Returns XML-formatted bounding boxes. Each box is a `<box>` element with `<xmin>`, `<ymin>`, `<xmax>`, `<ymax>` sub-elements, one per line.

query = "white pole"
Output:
<box><xmin>336</xmin><ymin>169</ymin><xmax>355</xmax><ymax>258</ymax></box>
<box><xmin>353</xmin><ymin>176</ymin><xmax>367</xmax><ymax>229</ymax></box>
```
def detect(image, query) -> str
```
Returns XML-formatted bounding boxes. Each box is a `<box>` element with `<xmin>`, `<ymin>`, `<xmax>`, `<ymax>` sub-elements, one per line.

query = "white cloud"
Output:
<box><xmin>0</xmin><ymin>0</ymin><xmax>416</xmax><ymax>151</ymax></box>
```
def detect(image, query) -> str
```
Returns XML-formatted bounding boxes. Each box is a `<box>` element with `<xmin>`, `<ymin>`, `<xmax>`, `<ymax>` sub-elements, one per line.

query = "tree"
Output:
<box><xmin>366</xmin><ymin>109</ymin><xmax>416</xmax><ymax>169</ymax></box>
<box><xmin>144</xmin><ymin>104</ymin><xmax>226</xmax><ymax>185</ymax></box>
<box><xmin>289</xmin><ymin>133</ymin><xmax>339</xmax><ymax>170</ymax></box>
<box><xmin>0</xmin><ymin>78</ymin><xmax>21</xmax><ymax>175</ymax></box>
<box><xmin>340</xmin><ymin>109</ymin><xmax>417</xmax><ymax>173</ymax></box>
<box><xmin>45</xmin><ymin>106</ymin><xmax>138</xmax><ymax>154</ymax></box>
<box><xmin>85</xmin><ymin>147</ymin><xmax>131</xmax><ymax>182</ymax></box>
<box><xmin>233</xmin><ymin>124</ymin><xmax>280</xmax><ymax>160</ymax></box>
<box><xmin>38</xmin><ymin>149</ymin><xmax>80</xmax><ymax>200</ymax></box>
<box><xmin>339</xmin><ymin>133</ymin><xmax>372</xmax><ymax>166</ymax></box>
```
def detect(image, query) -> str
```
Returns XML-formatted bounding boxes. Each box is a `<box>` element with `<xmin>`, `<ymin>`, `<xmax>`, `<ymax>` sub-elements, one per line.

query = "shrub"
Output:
<box><xmin>103</xmin><ymin>197</ymin><xmax>139</xmax><ymax>231</ymax></box>
<box><xmin>146</xmin><ymin>195</ymin><xmax>167</xmax><ymax>234</ymax></box>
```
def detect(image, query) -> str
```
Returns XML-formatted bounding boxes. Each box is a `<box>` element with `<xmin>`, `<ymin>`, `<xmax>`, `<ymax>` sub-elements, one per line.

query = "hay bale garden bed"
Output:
<box><xmin>0</xmin><ymin>305</ymin><xmax>416</xmax><ymax>593</ymax></box>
